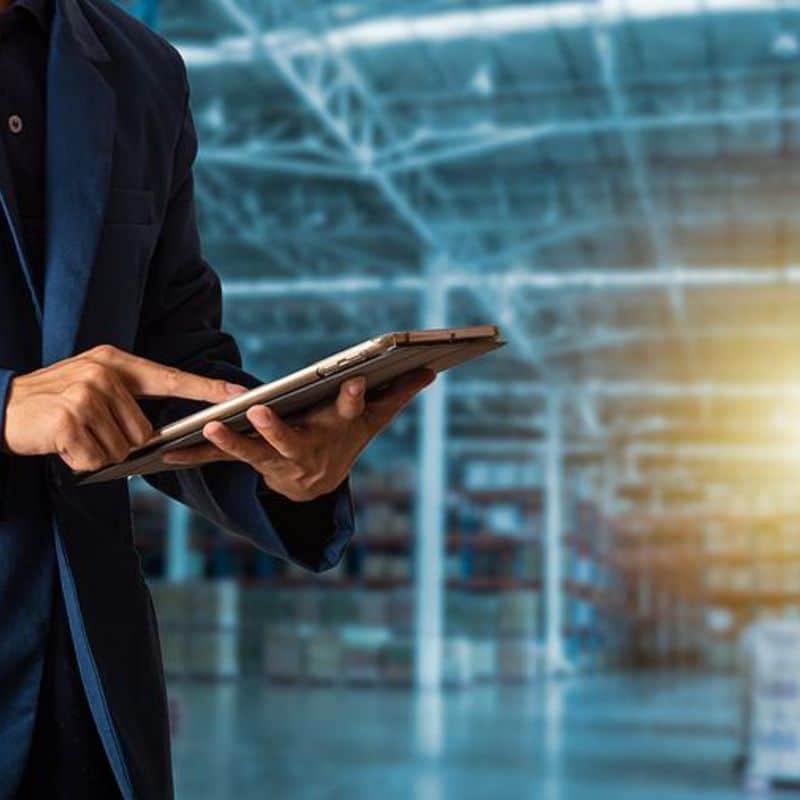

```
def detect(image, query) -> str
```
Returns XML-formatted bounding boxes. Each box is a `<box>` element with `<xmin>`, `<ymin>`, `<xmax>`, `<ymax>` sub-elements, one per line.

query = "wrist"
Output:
<box><xmin>0</xmin><ymin>370</ymin><xmax>18</xmax><ymax>455</ymax></box>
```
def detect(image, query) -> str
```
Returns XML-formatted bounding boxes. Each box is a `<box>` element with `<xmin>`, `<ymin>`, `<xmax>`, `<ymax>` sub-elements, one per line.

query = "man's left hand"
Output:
<box><xmin>162</xmin><ymin>368</ymin><xmax>435</xmax><ymax>502</ymax></box>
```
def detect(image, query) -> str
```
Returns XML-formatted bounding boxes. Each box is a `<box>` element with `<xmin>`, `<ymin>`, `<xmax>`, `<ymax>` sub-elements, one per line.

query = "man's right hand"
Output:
<box><xmin>2</xmin><ymin>344</ymin><xmax>245</xmax><ymax>471</ymax></box>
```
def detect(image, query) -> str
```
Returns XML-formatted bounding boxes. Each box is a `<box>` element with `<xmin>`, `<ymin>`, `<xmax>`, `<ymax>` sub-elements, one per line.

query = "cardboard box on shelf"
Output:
<box><xmin>518</xmin><ymin>543</ymin><xmax>542</xmax><ymax>580</ymax></box>
<box><xmin>317</xmin><ymin>590</ymin><xmax>357</xmax><ymax>626</ymax></box>
<box><xmin>781</xmin><ymin>529</ymin><xmax>800</xmax><ymax>553</ymax></box>
<box><xmin>704</xmin><ymin>526</ymin><xmax>727</xmax><ymax>554</ymax></box>
<box><xmin>341</xmin><ymin>626</ymin><xmax>391</xmax><ymax>684</ymax></box>
<box><xmin>147</xmin><ymin>581</ymin><xmax>190</xmax><ymax>628</ymax></box>
<box><xmin>159</xmin><ymin>629</ymin><xmax>187</xmax><ymax>678</ymax></box>
<box><xmin>445</xmin><ymin>591</ymin><xmax>471</xmax><ymax>635</ymax></box>
<box><xmin>704</xmin><ymin>637</ymin><xmax>736</xmax><ymax>672</ymax></box>
<box><xmin>189</xmin><ymin>580</ymin><xmax>239</xmax><ymax>629</ymax></box>
<box><xmin>387</xmin><ymin>589</ymin><xmax>415</xmax><ymax>634</ymax></box>
<box><xmin>355</xmin><ymin>591</ymin><xmax>392</xmax><ymax>628</ymax></box>
<box><xmin>443</xmin><ymin>637</ymin><xmax>475</xmax><ymax>687</ymax></box>
<box><xmin>238</xmin><ymin>586</ymin><xmax>268</xmax><ymax>625</ymax></box>
<box><xmin>293</xmin><ymin>590</ymin><xmax>321</xmax><ymax>625</ymax></box>
<box><xmin>445</xmin><ymin>553</ymin><xmax>462</xmax><ymax>581</ymax></box>
<box><xmin>499</xmin><ymin>591</ymin><xmax>539</xmax><ymax>636</ymax></box>
<box><xmin>306</xmin><ymin>630</ymin><xmax>342</xmax><ymax>684</ymax></box>
<box><xmin>263</xmin><ymin>625</ymin><xmax>308</xmax><ymax>682</ymax></box>
<box><xmin>362</xmin><ymin>554</ymin><xmax>390</xmax><ymax>580</ymax></box>
<box><xmin>471</xmin><ymin>639</ymin><xmax>497</xmax><ymax>682</ymax></box>
<box><xmin>781</xmin><ymin>564</ymin><xmax>800</xmax><ymax>593</ymax></box>
<box><xmin>753</xmin><ymin>563</ymin><xmax>776</xmax><ymax>594</ymax></box>
<box><xmin>705</xmin><ymin>566</ymin><xmax>726</xmax><ymax>592</ymax></box>
<box><xmin>498</xmin><ymin>639</ymin><xmax>542</xmax><ymax>682</ymax></box>
<box><xmin>381</xmin><ymin>639</ymin><xmax>413</xmax><ymax>686</ymax></box>
<box><xmin>238</xmin><ymin>626</ymin><xmax>263</xmax><ymax>677</ymax></box>
<box><xmin>729</xmin><ymin>566</ymin><xmax>753</xmax><ymax>593</ymax></box>
<box><xmin>187</xmin><ymin>630</ymin><xmax>239</xmax><ymax>679</ymax></box>
<box><xmin>386</xmin><ymin>556</ymin><xmax>412</xmax><ymax>581</ymax></box>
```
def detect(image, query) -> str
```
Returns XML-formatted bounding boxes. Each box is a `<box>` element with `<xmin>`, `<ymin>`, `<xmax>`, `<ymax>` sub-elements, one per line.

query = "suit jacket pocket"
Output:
<box><xmin>105</xmin><ymin>187</ymin><xmax>156</xmax><ymax>226</ymax></box>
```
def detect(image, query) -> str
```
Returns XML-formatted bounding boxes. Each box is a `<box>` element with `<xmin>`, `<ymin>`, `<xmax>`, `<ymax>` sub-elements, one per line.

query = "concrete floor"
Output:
<box><xmin>168</xmin><ymin>673</ymin><xmax>760</xmax><ymax>800</ymax></box>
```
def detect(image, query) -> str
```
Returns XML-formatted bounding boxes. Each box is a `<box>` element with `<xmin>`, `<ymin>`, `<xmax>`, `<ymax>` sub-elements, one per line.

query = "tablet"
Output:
<box><xmin>76</xmin><ymin>325</ymin><xmax>505</xmax><ymax>484</ymax></box>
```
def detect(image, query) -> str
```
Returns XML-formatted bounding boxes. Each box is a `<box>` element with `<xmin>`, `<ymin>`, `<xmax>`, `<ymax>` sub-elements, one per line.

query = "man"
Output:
<box><xmin>0</xmin><ymin>0</ymin><xmax>433</xmax><ymax>797</ymax></box>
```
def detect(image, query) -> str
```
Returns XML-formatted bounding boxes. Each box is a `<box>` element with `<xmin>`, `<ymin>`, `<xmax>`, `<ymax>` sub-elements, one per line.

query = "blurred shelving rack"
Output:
<box><xmin>132</xmin><ymin>453</ymin><xmax>632</xmax><ymax>682</ymax></box>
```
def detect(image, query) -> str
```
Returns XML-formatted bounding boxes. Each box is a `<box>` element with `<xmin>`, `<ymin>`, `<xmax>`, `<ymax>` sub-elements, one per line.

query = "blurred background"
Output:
<box><xmin>119</xmin><ymin>0</ymin><xmax>800</xmax><ymax>797</ymax></box>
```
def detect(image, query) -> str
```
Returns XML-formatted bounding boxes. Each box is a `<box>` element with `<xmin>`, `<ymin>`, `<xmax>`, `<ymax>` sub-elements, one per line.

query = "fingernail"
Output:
<box><xmin>348</xmin><ymin>377</ymin><xmax>366</xmax><ymax>397</ymax></box>
<box><xmin>226</xmin><ymin>382</ymin><xmax>248</xmax><ymax>396</ymax></box>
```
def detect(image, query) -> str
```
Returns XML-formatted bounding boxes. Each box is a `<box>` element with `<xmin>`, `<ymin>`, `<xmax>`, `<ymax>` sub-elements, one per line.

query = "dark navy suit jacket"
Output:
<box><xmin>0</xmin><ymin>1</ymin><xmax>355</xmax><ymax>797</ymax></box>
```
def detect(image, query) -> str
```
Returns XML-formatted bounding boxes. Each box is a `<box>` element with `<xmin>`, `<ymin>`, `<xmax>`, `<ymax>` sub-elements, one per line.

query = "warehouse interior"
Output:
<box><xmin>122</xmin><ymin>0</ymin><xmax>800</xmax><ymax>797</ymax></box>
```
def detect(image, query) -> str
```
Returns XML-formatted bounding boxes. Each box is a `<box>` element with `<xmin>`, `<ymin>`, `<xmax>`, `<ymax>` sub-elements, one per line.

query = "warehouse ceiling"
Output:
<box><xmin>130</xmin><ymin>0</ymin><xmax>800</xmax><ymax>502</ymax></box>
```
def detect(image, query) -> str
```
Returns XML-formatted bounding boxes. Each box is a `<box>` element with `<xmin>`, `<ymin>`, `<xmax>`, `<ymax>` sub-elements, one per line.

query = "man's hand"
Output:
<box><xmin>3</xmin><ymin>344</ymin><xmax>244</xmax><ymax>471</ymax></box>
<box><xmin>162</xmin><ymin>368</ymin><xmax>436</xmax><ymax>503</ymax></box>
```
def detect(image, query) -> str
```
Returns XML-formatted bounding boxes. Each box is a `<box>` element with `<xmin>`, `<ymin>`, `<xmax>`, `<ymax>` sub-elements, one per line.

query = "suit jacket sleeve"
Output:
<box><xmin>133</xmin><ymin>78</ymin><xmax>355</xmax><ymax>573</ymax></box>
<box><xmin>0</xmin><ymin>368</ymin><xmax>15</xmax><ymax>518</ymax></box>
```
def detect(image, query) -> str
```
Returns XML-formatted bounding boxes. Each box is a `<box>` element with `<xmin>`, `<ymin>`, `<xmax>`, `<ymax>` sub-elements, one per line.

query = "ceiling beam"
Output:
<box><xmin>210</xmin><ymin>0</ymin><xmax>543</xmax><ymax>367</ymax></box>
<box><xmin>177</xmin><ymin>1</ymin><xmax>796</xmax><ymax>66</ymax></box>
<box><xmin>221</xmin><ymin>264</ymin><xmax>800</xmax><ymax>297</ymax></box>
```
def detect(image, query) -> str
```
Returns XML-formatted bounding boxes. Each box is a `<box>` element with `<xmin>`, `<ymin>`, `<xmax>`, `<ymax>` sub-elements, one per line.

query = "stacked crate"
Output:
<box><xmin>263</xmin><ymin>625</ymin><xmax>310</xmax><ymax>683</ymax></box>
<box><xmin>148</xmin><ymin>581</ymin><xmax>190</xmax><ymax>678</ymax></box>
<box><xmin>152</xmin><ymin>579</ymin><xmax>547</xmax><ymax>686</ymax></box>
<box><xmin>746</xmin><ymin>620</ymin><xmax>800</xmax><ymax>784</ymax></box>
<box><xmin>382</xmin><ymin>639</ymin><xmax>414</xmax><ymax>685</ymax></box>
<box><xmin>186</xmin><ymin>581</ymin><xmax>239</xmax><ymax>679</ymax></box>
<box><xmin>148</xmin><ymin>579</ymin><xmax>240</xmax><ymax>680</ymax></box>
<box><xmin>497</xmin><ymin>590</ymin><xmax>541</xmax><ymax>682</ymax></box>
<box><xmin>305</xmin><ymin>630</ymin><xmax>343</xmax><ymax>684</ymax></box>
<box><xmin>341</xmin><ymin>627</ymin><xmax>391</xmax><ymax>685</ymax></box>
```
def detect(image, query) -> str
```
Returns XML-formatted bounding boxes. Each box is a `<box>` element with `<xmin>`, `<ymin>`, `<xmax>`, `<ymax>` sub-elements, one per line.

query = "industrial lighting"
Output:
<box><xmin>772</xmin><ymin>31</ymin><xmax>800</xmax><ymax>58</ymax></box>
<box><xmin>469</xmin><ymin>63</ymin><xmax>494</xmax><ymax>98</ymax></box>
<box><xmin>200</xmin><ymin>99</ymin><xmax>226</xmax><ymax>131</ymax></box>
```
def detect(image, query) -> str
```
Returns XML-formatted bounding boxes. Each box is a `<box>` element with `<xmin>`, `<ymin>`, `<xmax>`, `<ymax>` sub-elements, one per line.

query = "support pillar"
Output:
<box><xmin>166</xmin><ymin>500</ymin><xmax>191</xmax><ymax>582</ymax></box>
<box><xmin>544</xmin><ymin>390</ymin><xmax>570</xmax><ymax>676</ymax></box>
<box><xmin>414</xmin><ymin>266</ymin><xmax>447</xmax><ymax>690</ymax></box>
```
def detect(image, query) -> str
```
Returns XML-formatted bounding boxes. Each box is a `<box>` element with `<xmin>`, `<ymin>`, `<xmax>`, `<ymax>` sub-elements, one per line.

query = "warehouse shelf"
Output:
<box><xmin>701</xmin><ymin>551</ymin><xmax>800</xmax><ymax>564</ymax></box>
<box><xmin>254</xmin><ymin>576</ymin><xmax>413</xmax><ymax>590</ymax></box>
<box><xmin>448</xmin><ymin>577</ymin><xmax>540</xmax><ymax>592</ymax></box>
<box><xmin>705</xmin><ymin>591</ymin><xmax>800</xmax><ymax>606</ymax></box>
<box><xmin>359</xmin><ymin>532</ymin><xmax>539</xmax><ymax>552</ymax></box>
<box><xmin>136</xmin><ymin>528</ymin><xmax>540</xmax><ymax>557</ymax></box>
<box><xmin>132</xmin><ymin>449</ymin><xmax>630</xmax><ymax>676</ymax></box>
<box><xmin>459</xmin><ymin>489</ymin><xmax>542</xmax><ymax>506</ymax></box>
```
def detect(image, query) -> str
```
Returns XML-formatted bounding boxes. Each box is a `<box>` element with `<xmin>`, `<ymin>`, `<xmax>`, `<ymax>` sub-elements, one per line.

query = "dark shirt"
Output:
<box><xmin>0</xmin><ymin>0</ymin><xmax>51</xmax><ymax>301</ymax></box>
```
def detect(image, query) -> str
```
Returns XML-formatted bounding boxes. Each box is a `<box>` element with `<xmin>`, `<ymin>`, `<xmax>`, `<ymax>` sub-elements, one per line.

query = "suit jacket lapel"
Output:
<box><xmin>0</xmin><ymin>130</ymin><xmax>42</xmax><ymax>326</ymax></box>
<box><xmin>42</xmin><ymin>0</ymin><xmax>114</xmax><ymax>365</ymax></box>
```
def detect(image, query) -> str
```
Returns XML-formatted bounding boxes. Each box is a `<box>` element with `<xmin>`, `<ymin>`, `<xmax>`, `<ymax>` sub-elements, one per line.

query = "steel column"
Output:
<box><xmin>166</xmin><ymin>500</ymin><xmax>191</xmax><ymax>582</ymax></box>
<box><xmin>544</xmin><ymin>390</ymin><xmax>570</xmax><ymax>675</ymax></box>
<box><xmin>414</xmin><ymin>266</ymin><xmax>448</xmax><ymax>690</ymax></box>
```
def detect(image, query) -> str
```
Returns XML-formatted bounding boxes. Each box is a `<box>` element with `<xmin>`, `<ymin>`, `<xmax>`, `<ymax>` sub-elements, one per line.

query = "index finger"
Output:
<box><xmin>93</xmin><ymin>347</ymin><xmax>246</xmax><ymax>404</ymax></box>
